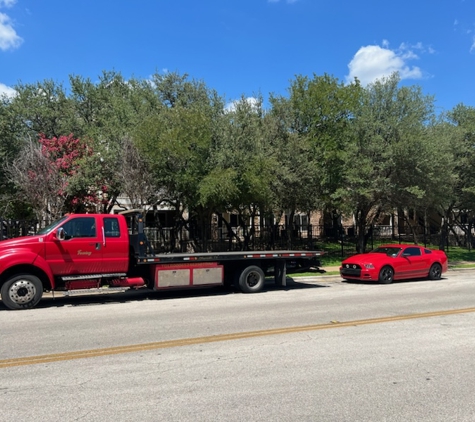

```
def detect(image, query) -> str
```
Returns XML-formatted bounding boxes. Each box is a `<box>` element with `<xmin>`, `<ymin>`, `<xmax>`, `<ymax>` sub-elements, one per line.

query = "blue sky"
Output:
<box><xmin>1</xmin><ymin>0</ymin><xmax>474</xmax><ymax>113</ymax></box>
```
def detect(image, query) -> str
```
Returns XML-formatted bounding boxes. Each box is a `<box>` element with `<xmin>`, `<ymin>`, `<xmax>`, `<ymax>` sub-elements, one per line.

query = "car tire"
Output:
<box><xmin>1</xmin><ymin>274</ymin><xmax>43</xmax><ymax>310</ymax></box>
<box><xmin>378</xmin><ymin>266</ymin><xmax>394</xmax><ymax>284</ymax></box>
<box><xmin>428</xmin><ymin>263</ymin><xmax>442</xmax><ymax>280</ymax></box>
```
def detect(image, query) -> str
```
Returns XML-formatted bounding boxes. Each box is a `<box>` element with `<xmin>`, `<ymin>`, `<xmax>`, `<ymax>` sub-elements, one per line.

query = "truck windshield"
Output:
<box><xmin>37</xmin><ymin>216</ymin><xmax>69</xmax><ymax>235</ymax></box>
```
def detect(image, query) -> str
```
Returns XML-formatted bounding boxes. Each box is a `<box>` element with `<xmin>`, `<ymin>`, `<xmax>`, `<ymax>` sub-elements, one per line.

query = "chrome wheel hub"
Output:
<box><xmin>8</xmin><ymin>279</ymin><xmax>37</xmax><ymax>304</ymax></box>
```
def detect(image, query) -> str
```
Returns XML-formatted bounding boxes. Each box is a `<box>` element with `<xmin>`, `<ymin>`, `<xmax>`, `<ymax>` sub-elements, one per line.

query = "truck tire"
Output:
<box><xmin>1</xmin><ymin>274</ymin><xmax>43</xmax><ymax>310</ymax></box>
<box><xmin>238</xmin><ymin>265</ymin><xmax>265</xmax><ymax>293</ymax></box>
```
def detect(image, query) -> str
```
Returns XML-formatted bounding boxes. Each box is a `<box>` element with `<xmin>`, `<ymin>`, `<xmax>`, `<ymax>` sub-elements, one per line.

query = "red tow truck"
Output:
<box><xmin>0</xmin><ymin>211</ymin><xmax>323</xmax><ymax>310</ymax></box>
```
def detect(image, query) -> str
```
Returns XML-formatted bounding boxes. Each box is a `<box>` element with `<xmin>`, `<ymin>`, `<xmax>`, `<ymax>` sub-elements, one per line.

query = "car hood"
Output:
<box><xmin>0</xmin><ymin>235</ymin><xmax>46</xmax><ymax>254</ymax></box>
<box><xmin>342</xmin><ymin>252</ymin><xmax>389</xmax><ymax>264</ymax></box>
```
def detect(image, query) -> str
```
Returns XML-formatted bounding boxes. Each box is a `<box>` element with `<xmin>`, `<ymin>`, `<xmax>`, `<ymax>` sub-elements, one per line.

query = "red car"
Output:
<box><xmin>340</xmin><ymin>244</ymin><xmax>448</xmax><ymax>284</ymax></box>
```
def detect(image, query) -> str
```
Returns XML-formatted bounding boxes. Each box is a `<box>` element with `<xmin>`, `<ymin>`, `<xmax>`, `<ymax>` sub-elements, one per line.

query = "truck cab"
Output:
<box><xmin>43</xmin><ymin>214</ymin><xmax>129</xmax><ymax>275</ymax></box>
<box><xmin>0</xmin><ymin>213</ymin><xmax>133</xmax><ymax>310</ymax></box>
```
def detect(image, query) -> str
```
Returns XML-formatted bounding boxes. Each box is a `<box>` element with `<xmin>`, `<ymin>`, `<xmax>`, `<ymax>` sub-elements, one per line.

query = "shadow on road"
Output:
<box><xmin>341</xmin><ymin>277</ymin><xmax>448</xmax><ymax>285</ymax></box>
<box><xmin>0</xmin><ymin>278</ymin><xmax>329</xmax><ymax>311</ymax></box>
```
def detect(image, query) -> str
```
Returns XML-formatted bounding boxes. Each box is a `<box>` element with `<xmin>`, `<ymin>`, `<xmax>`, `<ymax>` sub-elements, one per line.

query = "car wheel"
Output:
<box><xmin>428</xmin><ymin>263</ymin><xmax>442</xmax><ymax>280</ymax></box>
<box><xmin>378</xmin><ymin>266</ymin><xmax>394</xmax><ymax>284</ymax></box>
<box><xmin>1</xmin><ymin>274</ymin><xmax>43</xmax><ymax>310</ymax></box>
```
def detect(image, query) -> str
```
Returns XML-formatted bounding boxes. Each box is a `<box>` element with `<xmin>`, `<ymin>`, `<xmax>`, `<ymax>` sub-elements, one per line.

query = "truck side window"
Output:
<box><xmin>104</xmin><ymin>217</ymin><xmax>120</xmax><ymax>238</ymax></box>
<box><xmin>61</xmin><ymin>217</ymin><xmax>96</xmax><ymax>239</ymax></box>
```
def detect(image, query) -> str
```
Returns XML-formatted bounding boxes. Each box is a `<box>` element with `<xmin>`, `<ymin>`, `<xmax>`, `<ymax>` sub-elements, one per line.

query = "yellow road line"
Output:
<box><xmin>2</xmin><ymin>307</ymin><xmax>475</xmax><ymax>369</ymax></box>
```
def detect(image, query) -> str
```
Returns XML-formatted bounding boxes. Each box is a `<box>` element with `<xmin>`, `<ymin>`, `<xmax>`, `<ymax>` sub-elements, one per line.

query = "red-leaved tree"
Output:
<box><xmin>8</xmin><ymin>134</ymin><xmax>111</xmax><ymax>221</ymax></box>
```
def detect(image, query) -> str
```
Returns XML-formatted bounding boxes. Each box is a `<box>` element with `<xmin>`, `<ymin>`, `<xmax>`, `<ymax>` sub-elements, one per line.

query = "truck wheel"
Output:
<box><xmin>1</xmin><ymin>274</ymin><xmax>43</xmax><ymax>310</ymax></box>
<box><xmin>238</xmin><ymin>266</ymin><xmax>265</xmax><ymax>293</ymax></box>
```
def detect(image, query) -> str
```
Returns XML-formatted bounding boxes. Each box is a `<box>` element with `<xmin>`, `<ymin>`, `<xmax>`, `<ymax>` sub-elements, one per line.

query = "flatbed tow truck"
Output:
<box><xmin>0</xmin><ymin>211</ymin><xmax>323</xmax><ymax>310</ymax></box>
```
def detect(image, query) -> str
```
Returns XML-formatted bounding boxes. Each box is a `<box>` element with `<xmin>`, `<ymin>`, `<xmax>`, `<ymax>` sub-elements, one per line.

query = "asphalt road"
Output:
<box><xmin>1</xmin><ymin>271</ymin><xmax>475</xmax><ymax>421</ymax></box>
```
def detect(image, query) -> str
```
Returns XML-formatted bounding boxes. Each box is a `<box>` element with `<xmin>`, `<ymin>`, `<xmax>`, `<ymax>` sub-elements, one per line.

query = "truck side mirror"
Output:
<box><xmin>56</xmin><ymin>227</ymin><xmax>65</xmax><ymax>241</ymax></box>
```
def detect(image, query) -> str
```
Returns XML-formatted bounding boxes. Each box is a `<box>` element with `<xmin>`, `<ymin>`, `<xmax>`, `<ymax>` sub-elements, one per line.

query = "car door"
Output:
<box><xmin>398</xmin><ymin>246</ymin><xmax>427</xmax><ymax>279</ymax></box>
<box><xmin>45</xmin><ymin>216</ymin><xmax>103</xmax><ymax>275</ymax></box>
<box><xmin>99</xmin><ymin>216</ymin><xmax>129</xmax><ymax>273</ymax></box>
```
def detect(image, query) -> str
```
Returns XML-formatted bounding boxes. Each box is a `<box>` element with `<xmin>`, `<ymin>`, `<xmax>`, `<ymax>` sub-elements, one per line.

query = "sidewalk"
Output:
<box><xmin>319</xmin><ymin>265</ymin><xmax>340</xmax><ymax>273</ymax></box>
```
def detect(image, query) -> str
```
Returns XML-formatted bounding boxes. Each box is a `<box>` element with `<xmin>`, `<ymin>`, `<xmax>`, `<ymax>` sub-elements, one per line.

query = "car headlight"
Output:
<box><xmin>364</xmin><ymin>263</ymin><xmax>375</xmax><ymax>269</ymax></box>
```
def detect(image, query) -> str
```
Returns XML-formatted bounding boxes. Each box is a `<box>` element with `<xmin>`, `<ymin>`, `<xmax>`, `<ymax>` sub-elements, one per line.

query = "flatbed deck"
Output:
<box><xmin>138</xmin><ymin>250</ymin><xmax>324</xmax><ymax>263</ymax></box>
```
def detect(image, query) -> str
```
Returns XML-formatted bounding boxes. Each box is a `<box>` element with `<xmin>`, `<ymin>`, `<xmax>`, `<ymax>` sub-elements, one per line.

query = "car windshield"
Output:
<box><xmin>37</xmin><ymin>216</ymin><xmax>69</xmax><ymax>235</ymax></box>
<box><xmin>371</xmin><ymin>246</ymin><xmax>402</xmax><ymax>257</ymax></box>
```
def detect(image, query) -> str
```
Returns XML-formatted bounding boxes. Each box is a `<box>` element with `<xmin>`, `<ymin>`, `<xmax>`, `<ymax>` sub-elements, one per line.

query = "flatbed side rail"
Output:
<box><xmin>136</xmin><ymin>250</ymin><xmax>324</xmax><ymax>264</ymax></box>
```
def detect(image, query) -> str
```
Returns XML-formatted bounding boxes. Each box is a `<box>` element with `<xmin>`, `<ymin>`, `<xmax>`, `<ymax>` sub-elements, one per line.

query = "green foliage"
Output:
<box><xmin>273</xmin><ymin>74</ymin><xmax>362</xmax><ymax>212</ymax></box>
<box><xmin>136</xmin><ymin>107</ymin><xmax>212</xmax><ymax>208</ymax></box>
<box><xmin>1</xmin><ymin>67</ymin><xmax>475</xmax><ymax>252</ymax></box>
<box><xmin>445</xmin><ymin>104</ymin><xmax>475</xmax><ymax>210</ymax></box>
<box><xmin>0</xmin><ymin>96</ymin><xmax>29</xmax><ymax>217</ymax></box>
<box><xmin>335</xmin><ymin>73</ymin><xmax>440</xmax><ymax>251</ymax></box>
<box><xmin>204</xmin><ymin>95</ymin><xmax>276</xmax><ymax>220</ymax></box>
<box><xmin>131</xmin><ymin>72</ymin><xmax>222</xmax><ymax>227</ymax></box>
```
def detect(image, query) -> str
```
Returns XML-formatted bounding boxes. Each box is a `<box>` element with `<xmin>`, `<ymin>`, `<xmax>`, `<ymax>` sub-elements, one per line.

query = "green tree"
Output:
<box><xmin>201</xmin><ymin>96</ymin><xmax>277</xmax><ymax>248</ymax></box>
<box><xmin>434</xmin><ymin>104</ymin><xmax>475</xmax><ymax>249</ymax></box>
<box><xmin>266</xmin><ymin>95</ymin><xmax>319</xmax><ymax>234</ymax></box>
<box><xmin>275</xmin><ymin>74</ymin><xmax>362</xmax><ymax>229</ymax></box>
<box><xmin>0</xmin><ymin>94</ymin><xmax>31</xmax><ymax>217</ymax></box>
<box><xmin>337</xmin><ymin>73</ymin><xmax>437</xmax><ymax>252</ymax></box>
<box><xmin>132</xmin><ymin>72</ymin><xmax>223</xmax><ymax>249</ymax></box>
<box><xmin>10</xmin><ymin>79</ymin><xmax>71</xmax><ymax>139</ymax></box>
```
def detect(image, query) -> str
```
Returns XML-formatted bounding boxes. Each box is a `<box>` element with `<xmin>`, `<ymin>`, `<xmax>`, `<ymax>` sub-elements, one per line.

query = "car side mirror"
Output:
<box><xmin>56</xmin><ymin>227</ymin><xmax>65</xmax><ymax>241</ymax></box>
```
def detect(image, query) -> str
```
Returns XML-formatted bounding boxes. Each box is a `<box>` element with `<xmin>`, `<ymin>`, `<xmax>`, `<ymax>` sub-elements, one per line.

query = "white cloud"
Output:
<box><xmin>0</xmin><ymin>11</ymin><xmax>23</xmax><ymax>50</ymax></box>
<box><xmin>0</xmin><ymin>0</ymin><xmax>17</xmax><ymax>8</ymax></box>
<box><xmin>0</xmin><ymin>82</ymin><xmax>16</xmax><ymax>98</ymax></box>
<box><xmin>225</xmin><ymin>97</ymin><xmax>259</xmax><ymax>112</ymax></box>
<box><xmin>346</xmin><ymin>42</ymin><xmax>425</xmax><ymax>86</ymax></box>
<box><xmin>452</xmin><ymin>16</ymin><xmax>475</xmax><ymax>52</ymax></box>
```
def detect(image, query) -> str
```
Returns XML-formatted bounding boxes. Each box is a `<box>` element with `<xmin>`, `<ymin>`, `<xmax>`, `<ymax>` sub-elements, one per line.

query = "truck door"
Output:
<box><xmin>45</xmin><ymin>216</ymin><xmax>103</xmax><ymax>275</ymax></box>
<box><xmin>100</xmin><ymin>216</ymin><xmax>129</xmax><ymax>273</ymax></box>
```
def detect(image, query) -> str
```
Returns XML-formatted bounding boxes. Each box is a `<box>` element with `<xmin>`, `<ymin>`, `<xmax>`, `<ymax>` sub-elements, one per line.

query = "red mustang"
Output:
<box><xmin>340</xmin><ymin>244</ymin><xmax>448</xmax><ymax>284</ymax></box>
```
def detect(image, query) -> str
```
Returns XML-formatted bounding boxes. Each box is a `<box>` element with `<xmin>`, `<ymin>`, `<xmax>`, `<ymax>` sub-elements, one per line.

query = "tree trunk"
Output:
<box><xmin>355</xmin><ymin>209</ymin><xmax>368</xmax><ymax>253</ymax></box>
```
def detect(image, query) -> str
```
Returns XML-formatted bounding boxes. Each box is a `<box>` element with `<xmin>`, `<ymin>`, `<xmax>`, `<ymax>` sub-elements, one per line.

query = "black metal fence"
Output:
<box><xmin>143</xmin><ymin>223</ymin><xmax>460</xmax><ymax>257</ymax></box>
<box><xmin>0</xmin><ymin>217</ymin><xmax>469</xmax><ymax>258</ymax></box>
<box><xmin>0</xmin><ymin>218</ymin><xmax>38</xmax><ymax>240</ymax></box>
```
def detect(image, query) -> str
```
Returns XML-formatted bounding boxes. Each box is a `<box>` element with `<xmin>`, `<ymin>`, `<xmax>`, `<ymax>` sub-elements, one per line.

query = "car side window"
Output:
<box><xmin>61</xmin><ymin>217</ymin><xmax>96</xmax><ymax>239</ymax></box>
<box><xmin>104</xmin><ymin>217</ymin><xmax>121</xmax><ymax>238</ymax></box>
<box><xmin>403</xmin><ymin>247</ymin><xmax>422</xmax><ymax>257</ymax></box>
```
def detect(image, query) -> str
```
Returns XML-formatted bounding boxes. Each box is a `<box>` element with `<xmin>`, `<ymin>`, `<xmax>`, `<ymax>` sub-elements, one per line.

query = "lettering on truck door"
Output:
<box><xmin>45</xmin><ymin>216</ymin><xmax>103</xmax><ymax>275</ymax></box>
